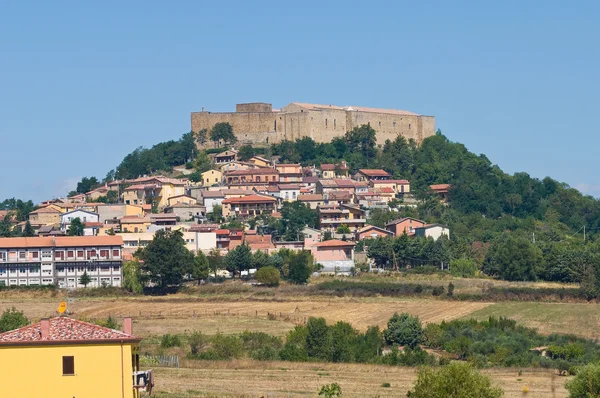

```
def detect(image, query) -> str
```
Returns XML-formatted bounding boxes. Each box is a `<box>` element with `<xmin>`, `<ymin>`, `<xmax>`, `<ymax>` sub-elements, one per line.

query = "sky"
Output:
<box><xmin>1</xmin><ymin>1</ymin><xmax>599</xmax><ymax>202</ymax></box>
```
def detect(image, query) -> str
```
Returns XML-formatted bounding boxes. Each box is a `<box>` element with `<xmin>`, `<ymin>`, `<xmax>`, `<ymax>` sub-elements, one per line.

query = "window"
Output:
<box><xmin>408</xmin><ymin>123</ymin><xmax>411</xmax><ymax>129</ymax></box>
<box><xmin>393</xmin><ymin>121</ymin><xmax>396</xmax><ymax>128</ymax></box>
<box><xmin>378</xmin><ymin>121</ymin><xmax>381</xmax><ymax>127</ymax></box>
<box><xmin>19</xmin><ymin>252</ymin><xmax>25</xmax><ymax>259</ymax></box>
<box><xmin>67</xmin><ymin>251</ymin><xmax>74</xmax><ymax>258</ymax></box>
<box><xmin>334</xmin><ymin>119</ymin><xmax>336</xmax><ymax>129</ymax></box>
<box><xmin>76</xmin><ymin>251</ymin><xmax>83</xmax><ymax>258</ymax></box>
<box><xmin>32</xmin><ymin>252</ymin><xmax>39</xmax><ymax>259</ymax></box>
<box><xmin>112</xmin><ymin>250</ymin><xmax>119</xmax><ymax>257</ymax></box>
<box><xmin>274</xmin><ymin>120</ymin><xmax>277</xmax><ymax>131</ymax></box>
<box><xmin>62</xmin><ymin>356</ymin><xmax>75</xmax><ymax>375</ymax></box>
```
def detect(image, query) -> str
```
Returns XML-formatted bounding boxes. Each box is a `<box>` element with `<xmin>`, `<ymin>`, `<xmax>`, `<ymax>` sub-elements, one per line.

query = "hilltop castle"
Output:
<box><xmin>191</xmin><ymin>102</ymin><xmax>435</xmax><ymax>146</ymax></box>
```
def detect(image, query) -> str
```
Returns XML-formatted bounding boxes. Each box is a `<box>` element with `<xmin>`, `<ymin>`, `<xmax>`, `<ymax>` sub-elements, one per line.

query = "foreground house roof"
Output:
<box><xmin>0</xmin><ymin>317</ymin><xmax>139</xmax><ymax>346</ymax></box>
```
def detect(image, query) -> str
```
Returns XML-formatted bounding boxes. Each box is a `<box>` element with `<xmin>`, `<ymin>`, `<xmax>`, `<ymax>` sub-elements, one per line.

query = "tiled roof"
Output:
<box><xmin>278</xmin><ymin>183</ymin><xmax>302</xmax><ymax>190</ymax></box>
<box><xmin>214</xmin><ymin>229</ymin><xmax>230</xmax><ymax>235</ymax></box>
<box><xmin>120</xmin><ymin>216</ymin><xmax>151</xmax><ymax>224</ymax></box>
<box><xmin>30</xmin><ymin>207</ymin><xmax>61</xmax><ymax>214</ymax></box>
<box><xmin>359</xmin><ymin>169</ymin><xmax>391</xmax><ymax>177</ymax></box>
<box><xmin>430</xmin><ymin>184</ymin><xmax>451</xmax><ymax>191</ymax></box>
<box><xmin>0</xmin><ymin>317</ymin><xmax>139</xmax><ymax>345</ymax></box>
<box><xmin>202</xmin><ymin>191</ymin><xmax>226</xmax><ymax>198</ymax></box>
<box><xmin>226</xmin><ymin>169</ymin><xmax>278</xmax><ymax>176</ymax></box>
<box><xmin>357</xmin><ymin>225</ymin><xmax>393</xmax><ymax>235</ymax></box>
<box><xmin>245</xmin><ymin>234</ymin><xmax>275</xmax><ymax>250</ymax></box>
<box><xmin>333</xmin><ymin>179</ymin><xmax>355</xmax><ymax>188</ymax></box>
<box><xmin>385</xmin><ymin>217</ymin><xmax>425</xmax><ymax>226</ymax></box>
<box><xmin>303</xmin><ymin>176</ymin><xmax>319</xmax><ymax>183</ymax></box>
<box><xmin>0</xmin><ymin>237</ymin><xmax>55</xmax><ymax>249</ymax></box>
<box><xmin>222</xmin><ymin>195</ymin><xmax>277</xmax><ymax>204</ymax></box>
<box><xmin>298</xmin><ymin>194</ymin><xmax>323</xmax><ymax>201</ymax></box>
<box><xmin>54</xmin><ymin>236</ymin><xmax>123</xmax><ymax>247</ymax></box>
<box><xmin>83</xmin><ymin>222</ymin><xmax>103</xmax><ymax>227</ymax></box>
<box><xmin>314</xmin><ymin>239</ymin><xmax>355</xmax><ymax>248</ymax></box>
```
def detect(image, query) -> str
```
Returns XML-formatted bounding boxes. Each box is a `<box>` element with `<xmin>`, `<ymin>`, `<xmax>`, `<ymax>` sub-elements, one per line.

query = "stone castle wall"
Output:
<box><xmin>191</xmin><ymin>102</ymin><xmax>435</xmax><ymax>147</ymax></box>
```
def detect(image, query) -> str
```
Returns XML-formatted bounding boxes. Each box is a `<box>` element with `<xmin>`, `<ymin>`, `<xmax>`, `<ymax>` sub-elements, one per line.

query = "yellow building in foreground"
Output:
<box><xmin>0</xmin><ymin>316</ymin><xmax>149</xmax><ymax>398</ymax></box>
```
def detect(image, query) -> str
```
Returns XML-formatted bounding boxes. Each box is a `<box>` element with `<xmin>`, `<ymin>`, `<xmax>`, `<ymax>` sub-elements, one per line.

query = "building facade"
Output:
<box><xmin>0</xmin><ymin>236</ymin><xmax>123</xmax><ymax>288</ymax></box>
<box><xmin>191</xmin><ymin>102</ymin><xmax>435</xmax><ymax>146</ymax></box>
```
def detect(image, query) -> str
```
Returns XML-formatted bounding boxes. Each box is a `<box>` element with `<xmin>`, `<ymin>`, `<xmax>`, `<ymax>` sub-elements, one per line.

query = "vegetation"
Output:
<box><xmin>67</xmin><ymin>217</ymin><xmax>84</xmax><ymax>236</ymax></box>
<box><xmin>565</xmin><ymin>363</ymin><xmax>600</xmax><ymax>397</ymax></box>
<box><xmin>406</xmin><ymin>362</ymin><xmax>503</xmax><ymax>398</ymax></box>
<box><xmin>0</xmin><ymin>307</ymin><xmax>28</xmax><ymax>333</ymax></box>
<box><xmin>383</xmin><ymin>312</ymin><xmax>423</xmax><ymax>348</ymax></box>
<box><xmin>254</xmin><ymin>266</ymin><xmax>280</xmax><ymax>286</ymax></box>
<box><xmin>78</xmin><ymin>271</ymin><xmax>92</xmax><ymax>287</ymax></box>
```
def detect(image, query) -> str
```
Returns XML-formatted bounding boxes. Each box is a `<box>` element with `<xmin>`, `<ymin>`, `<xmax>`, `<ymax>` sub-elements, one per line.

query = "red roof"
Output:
<box><xmin>314</xmin><ymin>239</ymin><xmax>355</xmax><ymax>248</ymax></box>
<box><xmin>0</xmin><ymin>236</ymin><xmax>122</xmax><ymax>249</ymax></box>
<box><xmin>430</xmin><ymin>184</ymin><xmax>451</xmax><ymax>191</ymax></box>
<box><xmin>226</xmin><ymin>169</ymin><xmax>278</xmax><ymax>176</ymax></box>
<box><xmin>359</xmin><ymin>169</ymin><xmax>391</xmax><ymax>177</ymax></box>
<box><xmin>299</xmin><ymin>194</ymin><xmax>323</xmax><ymax>201</ymax></box>
<box><xmin>0</xmin><ymin>317</ymin><xmax>139</xmax><ymax>345</ymax></box>
<box><xmin>214</xmin><ymin>229</ymin><xmax>230</xmax><ymax>235</ymax></box>
<box><xmin>222</xmin><ymin>195</ymin><xmax>277</xmax><ymax>204</ymax></box>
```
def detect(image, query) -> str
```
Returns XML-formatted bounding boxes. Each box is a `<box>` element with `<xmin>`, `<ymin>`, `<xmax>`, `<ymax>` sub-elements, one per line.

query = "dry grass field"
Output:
<box><xmin>147</xmin><ymin>360</ymin><xmax>568</xmax><ymax>398</ymax></box>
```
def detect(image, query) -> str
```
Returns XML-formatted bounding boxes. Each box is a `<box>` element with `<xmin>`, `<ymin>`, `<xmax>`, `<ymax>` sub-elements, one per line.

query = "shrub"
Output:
<box><xmin>189</xmin><ymin>331</ymin><xmax>208</xmax><ymax>355</ymax></box>
<box><xmin>160</xmin><ymin>334</ymin><xmax>182</xmax><ymax>348</ymax></box>
<box><xmin>450</xmin><ymin>258</ymin><xmax>478</xmax><ymax>278</ymax></box>
<box><xmin>381</xmin><ymin>382</ymin><xmax>391</xmax><ymax>388</ymax></box>
<box><xmin>318</xmin><ymin>383</ymin><xmax>342</xmax><ymax>398</ymax></box>
<box><xmin>406</xmin><ymin>363</ymin><xmax>503</xmax><ymax>398</ymax></box>
<box><xmin>0</xmin><ymin>307</ymin><xmax>28</xmax><ymax>333</ymax></box>
<box><xmin>210</xmin><ymin>333</ymin><xmax>243</xmax><ymax>359</ymax></box>
<box><xmin>383</xmin><ymin>312</ymin><xmax>423</xmax><ymax>348</ymax></box>
<box><xmin>432</xmin><ymin>286</ymin><xmax>445</xmax><ymax>296</ymax></box>
<box><xmin>565</xmin><ymin>363</ymin><xmax>600</xmax><ymax>397</ymax></box>
<box><xmin>254</xmin><ymin>266</ymin><xmax>280</xmax><ymax>287</ymax></box>
<box><xmin>447</xmin><ymin>282</ymin><xmax>455</xmax><ymax>297</ymax></box>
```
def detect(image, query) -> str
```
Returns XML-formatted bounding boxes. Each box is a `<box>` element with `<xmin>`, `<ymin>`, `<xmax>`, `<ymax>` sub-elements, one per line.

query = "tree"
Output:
<box><xmin>254</xmin><ymin>266</ymin><xmax>280</xmax><ymax>287</ymax></box>
<box><xmin>76</xmin><ymin>176</ymin><xmax>100</xmax><ymax>194</ymax></box>
<box><xmin>139</xmin><ymin>229</ymin><xmax>194</xmax><ymax>292</ymax></box>
<box><xmin>195</xmin><ymin>129</ymin><xmax>208</xmax><ymax>146</ymax></box>
<box><xmin>482</xmin><ymin>233</ymin><xmax>541</xmax><ymax>281</ymax></box>
<box><xmin>122</xmin><ymin>259</ymin><xmax>144</xmax><ymax>293</ymax></box>
<box><xmin>194</xmin><ymin>151</ymin><xmax>212</xmax><ymax>174</ymax></box>
<box><xmin>336</xmin><ymin>224</ymin><xmax>351</xmax><ymax>234</ymax></box>
<box><xmin>345</xmin><ymin>124</ymin><xmax>377</xmax><ymax>167</ymax></box>
<box><xmin>0</xmin><ymin>307</ymin><xmax>28</xmax><ymax>332</ymax></box>
<box><xmin>207</xmin><ymin>248</ymin><xmax>224</xmax><ymax>278</ymax></box>
<box><xmin>79</xmin><ymin>271</ymin><xmax>92</xmax><ymax>288</ymax></box>
<box><xmin>280</xmin><ymin>201</ymin><xmax>318</xmax><ymax>241</ymax></box>
<box><xmin>68</xmin><ymin>217</ymin><xmax>84</xmax><ymax>236</ymax></box>
<box><xmin>224</xmin><ymin>242</ymin><xmax>252</xmax><ymax>279</ymax></box>
<box><xmin>210</xmin><ymin>122</ymin><xmax>237</xmax><ymax>147</ymax></box>
<box><xmin>565</xmin><ymin>363</ymin><xmax>600</xmax><ymax>398</ymax></box>
<box><xmin>0</xmin><ymin>214</ymin><xmax>12</xmax><ymax>237</ymax></box>
<box><xmin>450</xmin><ymin>258</ymin><xmax>478</xmax><ymax>278</ymax></box>
<box><xmin>192</xmin><ymin>251</ymin><xmax>210</xmax><ymax>284</ymax></box>
<box><xmin>305</xmin><ymin>317</ymin><xmax>332</xmax><ymax>360</ymax></box>
<box><xmin>251</xmin><ymin>250</ymin><xmax>270</xmax><ymax>269</ymax></box>
<box><xmin>383</xmin><ymin>312</ymin><xmax>423</xmax><ymax>348</ymax></box>
<box><xmin>238</xmin><ymin>145</ymin><xmax>255</xmax><ymax>161</ymax></box>
<box><xmin>407</xmin><ymin>362</ymin><xmax>503</xmax><ymax>398</ymax></box>
<box><xmin>22</xmin><ymin>221</ymin><xmax>34</xmax><ymax>237</ymax></box>
<box><xmin>288</xmin><ymin>251</ymin><xmax>313</xmax><ymax>284</ymax></box>
<box><xmin>207</xmin><ymin>204</ymin><xmax>223</xmax><ymax>223</ymax></box>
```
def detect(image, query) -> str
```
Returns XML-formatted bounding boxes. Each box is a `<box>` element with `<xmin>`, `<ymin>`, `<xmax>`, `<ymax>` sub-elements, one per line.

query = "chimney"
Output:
<box><xmin>41</xmin><ymin>319</ymin><xmax>50</xmax><ymax>340</ymax></box>
<box><xmin>123</xmin><ymin>317</ymin><xmax>133</xmax><ymax>335</ymax></box>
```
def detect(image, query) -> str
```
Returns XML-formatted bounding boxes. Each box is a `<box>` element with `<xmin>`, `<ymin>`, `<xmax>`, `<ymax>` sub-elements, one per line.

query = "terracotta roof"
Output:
<box><xmin>359</xmin><ymin>169</ymin><xmax>391</xmax><ymax>177</ymax></box>
<box><xmin>29</xmin><ymin>207</ymin><xmax>61</xmax><ymax>214</ymax></box>
<box><xmin>226</xmin><ymin>169</ymin><xmax>278</xmax><ymax>176</ymax></box>
<box><xmin>298</xmin><ymin>194</ymin><xmax>323</xmax><ymax>201</ymax></box>
<box><xmin>245</xmin><ymin>234</ymin><xmax>275</xmax><ymax>250</ymax></box>
<box><xmin>379</xmin><ymin>187</ymin><xmax>395</xmax><ymax>193</ymax></box>
<box><xmin>120</xmin><ymin>216</ymin><xmax>151</xmax><ymax>224</ymax></box>
<box><xmin>314</xmin><ymin>239</ymin><xmax>355</xmax><ymax>248</ymax></box>
<box><xmin>214</xmin><ymin>229</ymin><xmax>230</xmax><ymax>235</ymax></box>
<box><xmin>0</xmin><ymin>237</ymin><xmax>55</xmax><ymax>248</ymax></box>
<box><xmin>83</xmin><ymin>222</ymin><xmax>103</xmax><ymax>227</ymax></box>
<box><xmin>54</xmin><ymin>236</ymin><xmax>123</xmax><ymax>247</ymax></box>
<box><xmin>222</xmin><ymin>195</ymin><xmax>277</xmax><ymax>204</ymax></box>
<box><xmin>188</xmin><ymin>223</ymin><xmax>220</xmax><ymax>232</ymax></box>
<box><xmin>202</xmin><ymin>191</ymin><xmax>226</xmax><ymax>198</ymax></box>
<box><xmin>333</xmin><ymin>179</ymin><xmax>355</xmax><ymax>188</ymax></box>
<box><xmin>0</xmin><ymin>317</ymin><xmax>139</xmax><ymax>345</ymax></box>
<box><xmin>385</xmin><ymin>217</ymin><xmax>425</xmax><ymax>226</ymax></box>
<box><xmin>303</xmin><ymin>176</ymin><xmax>319</xmax><ymax>183</ymax></box>
<box><xmin>357</xmin><ymin>225</ymin><xmax>393</xmax><ymax>235</ymax></box>
<box><xmin>276</xmin><ymin>164</ymin><xmax>301</xmax><ymax>167</ymax></box>
<box><xmin>388</xmin><ymin>179</ymin><xmax>410</xmax><ymax>184</ymax></box>
<box><xmin>430</xmin><ymin>184</ymin><xmax>451</xmax><ymax>191</ymax></box>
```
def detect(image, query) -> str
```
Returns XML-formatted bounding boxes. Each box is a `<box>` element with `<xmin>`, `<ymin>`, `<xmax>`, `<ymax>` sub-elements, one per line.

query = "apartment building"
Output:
<box><xmin>0</xmin><ymin>236</ymin><xmax>123</xmax><ymax>289</ymax></box>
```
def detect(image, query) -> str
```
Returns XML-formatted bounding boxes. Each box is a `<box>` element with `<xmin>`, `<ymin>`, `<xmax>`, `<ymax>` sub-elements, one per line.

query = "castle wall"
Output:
<box><xmin>236</xmin><ymin>103</ymin><xmax>272</xmax><ymax>113</ymax></box>
<box><xmin>191</xmin><ymin>111</ymin><xmax>279</xmax><ymax>145</ymax></box>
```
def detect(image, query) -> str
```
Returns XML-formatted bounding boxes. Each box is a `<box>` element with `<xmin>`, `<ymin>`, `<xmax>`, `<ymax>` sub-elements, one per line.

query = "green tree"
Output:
<box><xmin>367</xmin><ymin>209</ymin><xmax>398</xmax><ymax>228</ymax></box>
<box><xmin>251</xmin><ymin>250</ymin><xmax>271</xmax><ymax>269</ymax></box>
<box><xmin>565</xmin><ymin>363</ymin><xmax>600</xmax><ymax>398</ymax></box>
<box><xmin>345</xmin><ymin>124</ymin><xmax>377</xmax><ymax>167</ymax></box>
<box><xmin>238</xmin><ymin>145</ymin><xmax>255</xmax><ymax>161</ymax></box>
<box><xmin>194</xmin><ymin>151</ymin><xmax>212</xmax><ymax>174</ymax></box>
<box><xmin>254</xmin><ymin>266</ymin><xmax>280</xmax><ymax>287</ymax></box>
<box><xmin>288</xmin><ymin>251</ymin><xmax>313</xmax><ymax>284</ymax></box>
<box><xmin>280</xmin><ymin>201</ymin><xmax>318</xmax><ymax>241</ymax></box>
<box><xmin>336</xmin><ymin>224</ymin><xmax>351</xmax><ymax>234</ymax></box>
<box><xmin>0</xmin><ymin>214</ymin><xmax>12</xmax><ymax>237</ymax></box>
<box><xmin>195</xmin><ymin>128</ymin><xmax>208</xmax><ymax>146</ymax></box>
<box><xmin>139</xmin><ymin>229</ymin><xmax>194</xmax><ymax>292</ymax></box>
<box><xmin>383</xmin><ymin>312</ymin><xmax>423</xmax><ymax>348</ymax></box>
<box><xmin>482</xmin><ymin>233</ymin><xmax>541</xmax><ymax>281</ymax></box>
<box><xmin>22</xmin><ymin>221</ymin><xmax>35</xmax><ymax>237</ymax></box>
<box><xmin>189</xmin><ymin>331</ymin><xmax>208</xmax><ymax>356</ymax></box>
<box><xmin>450</xmin><ymin>258</ymin><xmax>478</xmax><ymax>278</ymax></box>
<box><xmin>407</xmin><ymin>362</ymin><xmax>503</xmax><ymax>398</ymax></box>
<box><xmin>207</xmin><ymin>248</ymin><xmax>224</xmax><ymax>278</ymax></box>
<box><xmin>122</xmin><ymin>259</ymin><xmax>144</xmax><ymax>294</ymax></box>
<box><xmin>306</xmin><ymin>317</ymin><xmax>332</xmax><ymax>360</ymax></box>
<box><xmin>192</xmin><ymin>251</ymin><xmax>210</xmax><ymax>284</ymax></box>
<box><xmin>210</xmin><ymin>122</ymin><xmax>237</xmax><ymax>147</ymax></box>
<box><xmin>76</xmin><ymin>176</ymin><xmax>100</xmax><ymax>194</ymax></box>
<box><xmin>207</xmin><ymin>204</ymin><xmax>223</xmax><ymax>223</ymax></box>
<box><xmin>224</xmin><ymin>242</ymin><xmax>252</xmax><ymax>279</ymax></box>
<box><xmin>0</xmin><ymin>307</ymin><xmax>28</xmax><ymax>333</ymax></box>
<box><xmin>67</xmin><ymin>217</ymin><xmax>85</xmax><ymax>236</ymax></box>
<box><xmin>330</xmin><ymin>321</ymin><xmax>358</xmax><ymax>363</ymax></box>
<box><xmin>318</xmin><ymin>383</ymin><xmax>342</xmax><ymax>398</ymax></box>
<box><xmin>79</xmin><ymin>271</ymin><xmax>92</xmax><ymax>288</ymax></box>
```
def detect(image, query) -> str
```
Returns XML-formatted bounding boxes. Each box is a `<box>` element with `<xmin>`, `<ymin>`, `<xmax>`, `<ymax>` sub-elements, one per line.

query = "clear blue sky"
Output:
<box><xmin>1</xmin><ymin>1</ymin><xmax>598</xmax><ymax>202</ymax></box>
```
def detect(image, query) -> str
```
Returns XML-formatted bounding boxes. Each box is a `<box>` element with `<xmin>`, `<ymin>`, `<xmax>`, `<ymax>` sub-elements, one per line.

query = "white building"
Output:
<box><xmin>0</xmin><ymin>236</ymin><xmax>123</xmax><ymax>288</ymax></box>
<box><xmin>200</xmin><ymin>191</ymin><xmax>225</xmax><ymax>213</ymax></box>
<box><xmin>119</xmin><ymin>231</ymin><xmax>217</xmax><ymax>254</ymax></box>
<box><xmin>60</xmin><ymin>209</ymin><xmax>99</xmax><ymax>234</ymax></box>
<box><xmin>414</xmin><ymin>224</ymin><xmax>450</xmax><ymax>241</ymax></box>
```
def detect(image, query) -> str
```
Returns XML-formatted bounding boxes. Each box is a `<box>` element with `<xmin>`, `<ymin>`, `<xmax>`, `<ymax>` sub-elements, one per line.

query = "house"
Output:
<box><xmin>120</xmin><ymin>216</ymin><xmax>151</xmax><ymax>233</ymax></box>
<box><xmin>430</xmin><ymin>184</ymin><xmax>451</xmax><ymax>203</ymax></box>
<box><xmin>276</xmin><ymin>164</ymin><xmax>303</xmax><ymax>183</ymax></box>
<box><xmin>249</xmin><ymin>156</ymin><xmax>272</xmax><ymax>167</ymax></box>
<box><xmin>302</xmin><ymin>176</ymin><xmax>319</xmax><ymax>192</ymax></box>
<box><xmin>245</xmin><ymin>234</ymin><xmax>275</xmax><ymax>253</ymax></box>
<box><xmin>97</xmin><ymin>204</ymin><xmax>144</xmax><ymax>223</ymax></box>
<box><xmin>60</xmin><ymin>210</ymin><xmax>99</xmax><ymax>234</ymax></box>
<box><xmin>414</xmin><ymin>224</ymin><xmax>450</xmax><ymax>240</ymax></box>
<box><xmin>302</xmin><ymin>226</ymin><xmax>322</xmax><ymax>248</ymax></box>
<box><xmin>213</xmin><ymin>149</ymin><xmax>238</xmax><ymax>164</ymax></box>
<box><xmin>298</xmin><ymin>194</ymin><xmax>325</xmax><ymax>209</ymax></box>
<box><xmin>370</xmin><ymin>179</ymin><xmax>410</xmax><ymax>195</ymax></box>
<box><xmin>278</xmin><ymin>184</ymin><xmax>302</xmax><ymax>202</ymax></box>
<box><xmin>221</xmin><ymin>195</ymin><xmax>277</xmax><ymax>218</ymax></box>
<box><xmin>385</xmin><ymin>217</ymin><xmax>425</xmax><ymax>236</ymax></box>
<box><xmin>149</xmin><ymin>214</ymin><xmax>178</xmax><ymax>228</ymax></box>
<box><xmin>121</xmin><ymin>177</ymin><xmax>187</xmax><ymax>209</ymax></box>
<box><xmin>318</xmin><ymin>204</ymin><xmax>366</xmax><ymax>232</ymax></box>
<box><xmin>28</xmin><ymin>207</ymin><xmax>61</xmax><ymax>226</ymax></box>
<box><xmin>320</xmin><ymin>161</ymin><xmax>349</xmax><ymax>179</ymax></box>
<box><xmin>0</xmin><ymin>317</ymin><xmax>146</xmax><ymax>398</ymax></box>
<box><xmin>274</xmin><ymin>241</ymin><xmax>304</xmax><ymax>251</ymax></box>
<box><xmin>356</xmin><ymin>225</ymin><xmax>394</xmax><ymax>241</ymax></box>
<box><xmin>311</xmin><ymin>239</ymin><xmax>355</xmax><ymax>274</ymax></box>
<box><xmin>164</xmin><ymin>203</ymin><xmax>206</xmax><ymax>221</ymax></box>
<box><xmin>120</xmin><ymin>231</ymin><xmax>216</xmax><ymax>253</ymax></box>
<box><xmin>201</xmin><ymin>169</ymin><xmax>223</xmax><ymax>186</ymax></box>
<box><xmin>215</xmin><ymin>229</ymin><xmax>230</xmax><ymax>250</ymax></box>
<box><xmin>356</xmin><ymin>169</ymin><xmax>392</xmax><ymax>182</ymax></box>
<box><xmin>166</xmin><ymin>194</ymin><xmax>197</xmax><ymax>207</ymax></box>
<box><xmin>200</xmin><ymin>190</ymin><xmax>225</xmax><ymax>213</ymax></box>
<box><xmin>226</xmin><ymin>168</ymin><xmax>279</xmax><ymax>185</ymax></box>
<box><xmin>0</xmin><ymin>236</ymin><xmax>123</xmax><ymax>288</ymax></box>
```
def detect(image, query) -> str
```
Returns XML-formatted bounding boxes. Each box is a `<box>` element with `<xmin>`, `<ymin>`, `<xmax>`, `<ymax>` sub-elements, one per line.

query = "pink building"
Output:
<box><xmin>311</xmin><ymin>240</ymin><xmax>355</xmax><ymax>262</ymax></box>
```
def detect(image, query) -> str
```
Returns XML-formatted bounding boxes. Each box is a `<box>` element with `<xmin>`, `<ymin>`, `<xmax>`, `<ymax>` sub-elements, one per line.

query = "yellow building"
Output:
<box><xmin>201</xmin><ymin>169</ymin><xmax>223</xmax><ymax>186</ymax></box>
<box><xmin>28</xmin><ymin>207</ymin><xmax>62</xmax><ymax>226</ymax></box>
<box><xmin>122</xmin><ymin>177</ymin><xmax>187</xmax><ymax>209</ymax></box>
<box><xmin>248</xmin><ymin>156</ymin><xmax>272</xmax><ymax>167</ymax></box>
<box><xmin>0</xmin><ymin>316</ymin><xmax>149</xmax><ymax>398</ymax></box>
<box><xmin>120</xmin><ymin>216</ymin><xmax>151</xmax><ymax>233</ymax></box>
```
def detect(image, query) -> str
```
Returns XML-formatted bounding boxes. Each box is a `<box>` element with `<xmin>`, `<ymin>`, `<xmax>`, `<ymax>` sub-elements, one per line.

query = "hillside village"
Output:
<box><xmin>0</xmin><ymin>142</ymin><xmax>451</xmax><ymax>289</ymax></box>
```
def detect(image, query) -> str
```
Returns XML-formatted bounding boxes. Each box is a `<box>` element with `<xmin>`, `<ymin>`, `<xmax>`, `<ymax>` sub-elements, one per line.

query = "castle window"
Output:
<box><xmin>409</xmin><ymin>124</ymin><xmax>411</xmax><ymax>129</ymax></box>
<box><xmin>274</xmin><ymin>120</ymin><xmax>277</xmax><ymax>131</ymax></box>
<box><xmin>325</xmin><ymin>119</ymin><xmax>328</xmax><ymax>128</ymax></box>
<box><xmin>334</xmin><ymin>119</ymin><xmax>336</xmax><ymax>129</ymax></box>
<box><xmin>393</xmin><ymin>121</ymin><xmax>396</xmax><ymax>128</ymax></box>
<box><xmin>379</xmin><ymin>121</ymin><xmax>381</xmax><ymax>127</ymax></box>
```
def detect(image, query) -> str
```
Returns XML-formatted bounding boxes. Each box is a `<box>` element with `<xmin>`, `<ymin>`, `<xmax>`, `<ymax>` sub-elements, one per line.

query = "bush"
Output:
<box><xmin>0</xmin><ymin>307</ymin><xmax>28</xmax><ymax>333</ymax></box>
<box><xmin>383</xmin><ymin>312</ymin><xmax>423</xmax><ymax>348</ymax></box>
<box><xmin>254</xmin><ymin>266</ymin><xmax>281</xmax><ymax>287</ymax></box>
<box><xmin>318</xmin><ymin>383</ymin><xmax>342</xmax><ymax>398</ymax></box>
<box><xmin>432</xmin><ymin>286</ymin><xmax>445</xmax><ymax>296</ymax></box>
<box><xmin>450</xmin><ymin>258</ymin><xmax>478</xmax><ymax>278</ymax></box>
<box><xmin>406</xmin><ymin>363</ymin><xmax>503</xmax><ymax>398</ymax></box>
<box><xmin>210</xmin><ymin>333</ymin><xmax>243</xmax><ymax>359</ymax></box>
<box><xmin>160</xmin><ymin>334</ymin><xmax>182</xmax><ymax>348</ymax></box>
<box><xmin>447</xmin><ymin>282</ymin><xmax>455</xmax><ymax>297</ymax></box>
<box><xmin>189</xmin><ymin>331</ymin><xmax>208</xmax><ymax>355</ymax></box>
<box><xmin>565</xmin><ymin>363</ymin><xmax>600</xmax><ymax>397</ymax></box>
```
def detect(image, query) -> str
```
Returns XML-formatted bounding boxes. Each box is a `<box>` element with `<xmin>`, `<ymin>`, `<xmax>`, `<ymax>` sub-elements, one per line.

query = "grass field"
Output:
<box><xmin>146</xmin><ymin>360</ymin><xmax>568</xmax><ymax>398</ymax></box>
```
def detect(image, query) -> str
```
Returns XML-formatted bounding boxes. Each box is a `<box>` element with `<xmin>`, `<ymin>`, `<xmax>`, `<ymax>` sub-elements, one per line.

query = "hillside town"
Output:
<box><xmin>0</xmin><ymin>148</ymin><xmax>450</xmax><ymax>289</ymax></box>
